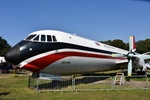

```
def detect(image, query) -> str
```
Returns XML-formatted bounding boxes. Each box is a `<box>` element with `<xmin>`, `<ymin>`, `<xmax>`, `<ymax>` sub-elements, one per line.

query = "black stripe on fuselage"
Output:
<box><xmin>17</xmin><ymin>40</ymin><xmax>116</xmax><ymax>64</ymax></box>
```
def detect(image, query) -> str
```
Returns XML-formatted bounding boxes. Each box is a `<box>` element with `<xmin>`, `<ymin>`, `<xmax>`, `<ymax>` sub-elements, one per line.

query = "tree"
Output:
<box><xmin>110</xmin><ymin>39</ymin><xmax>127</xmax><ymax>50</ymax></box>
<box><xmin>101</xmin><ymin>39</ymin><xmax>127</xmax><ymax>50</ymax></box>
<box><xmin>136</xmin><ymin>39</ymin><xmax>150</xmax><ymax>54</ymax></box>
<box><xmin>101</xmin><ymin>38</ymin><xmax>150</xmax><ymax>54</ymax></box>
<box><xmin>0</xmin><ymin>36</ymin><xmax>11</xmax><ymax>56</ymax></box>
<box><xmin>100</xmin><ymin>40</ymin><xmax>112</xmax><ymax>45</ymax></box>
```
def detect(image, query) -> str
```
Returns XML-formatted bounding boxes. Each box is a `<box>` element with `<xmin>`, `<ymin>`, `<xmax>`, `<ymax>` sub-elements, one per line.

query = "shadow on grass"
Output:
<box><xmin>0</xmin><ymin>92</ymin><xmax>10</xmax><ymax>97</ymax></box>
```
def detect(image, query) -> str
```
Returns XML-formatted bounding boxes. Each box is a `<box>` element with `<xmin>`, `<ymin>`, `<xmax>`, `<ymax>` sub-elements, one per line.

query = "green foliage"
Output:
<box><xmin>101</xmin><ymin>39</ymin><xmax>128</xmax><ymax>50</ymax></box>
<box><xmin>101</xmin><ymin>38</ymin><xmax>150</xmax><ymax>54</ymax></box>
<box><xmin>110</xmin><ymin>39</ymin><xmax>127</xmax><ymax>50</ymax></box>
<box><xmin>101</xmin><ymin>40</ymin><xmax>112</xmax><ymax>45</ymax></box>
<box><xmin>0</xmin><ymin>36</ymin><xmax>11</xmax><ymax>56</ymax></box>
<box><xmin>136</xmin><ymin>39</ymin><xmax>150</xmax><ymax>54</ymax></box>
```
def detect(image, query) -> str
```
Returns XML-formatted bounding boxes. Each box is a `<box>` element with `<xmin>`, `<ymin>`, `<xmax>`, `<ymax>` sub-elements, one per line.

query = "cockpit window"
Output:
<box><xmin>25</xmin><ymin>34</ymin><xmax>57</xmax><ymax>42</ymax></box>
<box><xmin>41</xmin><ymin>35</ymin><xmax>46</xmax><ymax>42</ymax></box>
<box><xmin>47</xmin><ymin>35</ymin><xmax>52</xmax><ymax>42</ymax></box>
<box><xmin>52</xmin><ymin>35</ymin><xmax>57</xmax><ymax>42</ymax></box>
<box><xmin>25</xmin><ymin>35</ymin><xmax>36</xmax><ymax>40</ymax></box>
<box><xmin>33</xmin><ymin>35</ymin><xmax>39</xmax><ymax>41</ymax></box>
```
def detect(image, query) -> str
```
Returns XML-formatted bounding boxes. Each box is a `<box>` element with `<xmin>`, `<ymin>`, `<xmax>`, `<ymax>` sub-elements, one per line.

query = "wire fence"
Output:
<box><xmin>74</xmin><ymin>76</ymin><xmax>112</xmax><ymax>91</ymax></box>
<box><xmin>29</xmin><ymin>76</ymin><xmax>73</xmax><ymax>92</ymax></box>
<box><xmin>28</xmin><ymin>75</ymin><xmax>150</xmax><ymax>92</ymax></box>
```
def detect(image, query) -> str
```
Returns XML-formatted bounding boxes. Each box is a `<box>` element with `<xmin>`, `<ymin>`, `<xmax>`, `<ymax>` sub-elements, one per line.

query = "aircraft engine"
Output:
<box><xmin>112</xmin><ymin>36</ymin><xmax>150</xmax><ymax>76</ymax></box>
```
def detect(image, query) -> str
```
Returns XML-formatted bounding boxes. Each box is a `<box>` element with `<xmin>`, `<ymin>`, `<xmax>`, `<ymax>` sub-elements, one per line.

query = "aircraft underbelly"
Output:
<box><xmin>40</xmin><ymin>57</ymin><xmax>117</xmax><ymax>75</ymax></box>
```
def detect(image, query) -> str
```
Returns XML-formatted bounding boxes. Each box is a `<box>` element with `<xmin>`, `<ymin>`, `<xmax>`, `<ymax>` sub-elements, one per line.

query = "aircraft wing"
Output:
<box><xmin>116</xmin><ymin>59</ymin><xmax>128</xmax><ymax>64</ymax></box>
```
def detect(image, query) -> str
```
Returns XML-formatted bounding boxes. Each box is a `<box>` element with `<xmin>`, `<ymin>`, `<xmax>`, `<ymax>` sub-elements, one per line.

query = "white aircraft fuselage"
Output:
<box><xmin>5</xmin><ymin>30</ymin><xmax>135</xmax><ymax>75</ymax></box>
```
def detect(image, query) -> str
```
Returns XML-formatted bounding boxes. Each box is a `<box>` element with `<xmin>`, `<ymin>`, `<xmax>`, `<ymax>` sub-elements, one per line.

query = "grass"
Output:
<box><xmin>1</xmin><ymin>74</ymin><xmax>150</xmax><ymax>100</ymax></box>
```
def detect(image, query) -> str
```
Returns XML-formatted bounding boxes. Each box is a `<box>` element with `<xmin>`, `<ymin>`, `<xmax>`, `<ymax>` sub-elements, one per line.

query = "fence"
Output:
<box><xmin>28</xmin><ymin>76</ymin><xmax>73</xmax><ymax>92</ymax></box>
<box><xmin>28</xmin><ymin>75</ymin><xmax>150</xmax><ymax>92</ymax></box>
<box><xmin>74</xmin><ymin>76</ymin><xmax>112</xmax><ymax>91</ymax></box>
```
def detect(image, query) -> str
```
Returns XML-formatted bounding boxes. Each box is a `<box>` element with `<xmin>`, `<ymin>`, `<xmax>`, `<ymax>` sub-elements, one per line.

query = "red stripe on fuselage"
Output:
<box><xmin>22</xmin><ymin>51</ymin><xmax>126</xmax><ymax>72</ymax></box>
<box><xmin>23</xmin><ymin>53</ymin><xmax>67</xmax><ymax>72</ymax></box>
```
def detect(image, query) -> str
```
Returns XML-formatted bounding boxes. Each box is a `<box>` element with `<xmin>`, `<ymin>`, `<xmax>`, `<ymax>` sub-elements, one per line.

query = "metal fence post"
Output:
<box><xmin>28</xmin><ymin>76</ymin><xmax>30</xmax><ymax>88</ymax></box>
<box><xmin>111</xmin><ymin>76</ymin><xmax>114</xmax><ymax>90</ymax></box>
<box><xmin>36</xmin><ymin>78</ymin><xmax>39</xmax><ymax>91</ymax></box>
<box><xmin>72</xmin><ymin>75</ymin><xmax>75</xmax><ymax>91</ymax></box>
<box><xmin>146</xmin><ymin>76</ymin><xmax>149</xmax><ymax>90</ymax></box>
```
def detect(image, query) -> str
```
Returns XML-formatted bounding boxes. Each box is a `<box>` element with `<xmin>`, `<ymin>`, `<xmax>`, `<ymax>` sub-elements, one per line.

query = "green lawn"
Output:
<box><xmin>0</xmin><ymin>74</ymin><xmax>150</xmax><ymax>100</ymax></box>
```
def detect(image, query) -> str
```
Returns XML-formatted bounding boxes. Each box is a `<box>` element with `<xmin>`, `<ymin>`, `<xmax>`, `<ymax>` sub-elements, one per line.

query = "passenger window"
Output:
<box><xmin>41</xmin><ymin>35</ymin><xmax>46</xmax><ymax>41</ymax></box>
<box><xmin>47</xmin><ymin>35</ymin><xmax>52</xmax><ymax>42</ymax></box>
<box><xmin>25</xmin><ymin>35</ymin><xmax>36</xmax><ymax>40</ymax></box>
<box><xmin>33</xmin><ymin>35</ymin><xmax>39</xmax><ymax>41</ymax></box>
<box><xmin>52</xmin><ymin>36</ymin><xmax>57</xmax><ymax>42</ymax></box>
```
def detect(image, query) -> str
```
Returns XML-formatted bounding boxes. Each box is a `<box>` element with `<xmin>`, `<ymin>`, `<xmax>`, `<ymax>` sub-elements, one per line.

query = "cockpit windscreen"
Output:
<box><xmin>25</xmin><ymin>35</ymin><xmax>36</xmax><ymax>40</ymax></box>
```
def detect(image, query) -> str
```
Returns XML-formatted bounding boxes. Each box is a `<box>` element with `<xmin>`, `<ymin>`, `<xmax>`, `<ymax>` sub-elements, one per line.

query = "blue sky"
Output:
<box><xmin>0</xmin><ymin>0</ymin><xmax>150</xmax><ymax>46</ymax></box>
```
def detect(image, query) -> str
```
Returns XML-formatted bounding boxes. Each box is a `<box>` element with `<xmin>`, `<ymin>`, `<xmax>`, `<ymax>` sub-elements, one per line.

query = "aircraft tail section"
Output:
<box><xmin>129</xmin><ymin>36</ymin><xmax>136</xmax><ymax>52</ymax></box>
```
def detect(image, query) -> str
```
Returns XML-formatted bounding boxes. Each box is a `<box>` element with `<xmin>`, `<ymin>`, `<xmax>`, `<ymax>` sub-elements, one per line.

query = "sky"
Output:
<box><xmin>0</xmin><ymin>0</ymin><xmax>150</xmax><ymax>46</ymax></box>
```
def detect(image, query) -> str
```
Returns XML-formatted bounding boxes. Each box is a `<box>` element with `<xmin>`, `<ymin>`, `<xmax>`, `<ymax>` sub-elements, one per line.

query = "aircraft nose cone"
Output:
<box><xmin>5</xmin><ymin>45</ymin><xmax>20</xmax><ymax>65</ymax></box>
